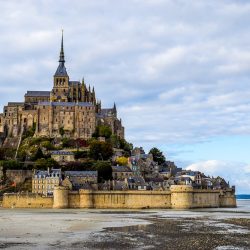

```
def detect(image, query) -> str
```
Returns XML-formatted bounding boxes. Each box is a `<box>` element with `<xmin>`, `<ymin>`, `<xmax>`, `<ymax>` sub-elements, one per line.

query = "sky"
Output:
<box><xmin>0</xmin><ymin>0</ymin><xmax>250</xmax><ymax>193</ymax></box>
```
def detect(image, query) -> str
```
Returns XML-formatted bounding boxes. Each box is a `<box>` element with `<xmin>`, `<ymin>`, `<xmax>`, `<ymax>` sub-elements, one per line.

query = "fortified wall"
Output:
<box><xmin>2</xmin><ymin>185</ymin><xmax>236</xmax><ymax>209</ymax></box>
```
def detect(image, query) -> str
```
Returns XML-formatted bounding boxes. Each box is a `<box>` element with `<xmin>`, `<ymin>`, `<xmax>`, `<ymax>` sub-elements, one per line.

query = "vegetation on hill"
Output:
<box><xmin>89</xmin><ymin>140</ymin><xmax>113</xmax><ymax>160</ymax></box>
<box><xmin>149</xmin><ymin>147</ymin><xmax>166</xmax><ymax>165</ymax></box>
<box><xmin>92</xmin><ymin>125</ymin><xmax>112</xmax><ymax>139</ymax></box>
<box><xmin>115</xmin><ymin>156</ymin><xmax>129</xmax><ymax>166</ymax></box>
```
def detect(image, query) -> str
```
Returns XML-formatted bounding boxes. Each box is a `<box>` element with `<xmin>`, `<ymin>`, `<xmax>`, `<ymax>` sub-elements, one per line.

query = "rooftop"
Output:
<box><xmin>65</xmin><ymin>171</ymin><xmax>98</xmax><ymax>177</ymax></box>
<box><xmin>38</xmin><ymin>101</ymin><xmax>94</xmax><ymax>107</ymax></box>
<box><xmin>112</xmin><ymin>165</ymin><xmax>132</xmax><ymax>172</ymax></box>
<box><xmin>25</xmin><ymin>91</ymin><xmax>50</xmax><ymax>97</ymax></box>
<box><xmin>51</xmin><ymin>151</ymin><xmax>74</xmax><ymax>155</ymax></box>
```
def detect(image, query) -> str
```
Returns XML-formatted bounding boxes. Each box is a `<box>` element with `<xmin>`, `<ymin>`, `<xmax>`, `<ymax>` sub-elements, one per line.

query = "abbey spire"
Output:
<box><xmin>54</xmin><ymin>30</ymin><xmax>68</xmax><ymax>77</ymax></box>
<box><xmin>59</xmin><ymin>30</ymin><xmax>65</xmax><ymax>63</ymax></box>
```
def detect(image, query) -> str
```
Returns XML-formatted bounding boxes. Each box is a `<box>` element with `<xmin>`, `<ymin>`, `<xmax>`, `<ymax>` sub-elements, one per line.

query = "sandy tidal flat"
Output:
<box><xmin>0</xmin><ymin>200</ymin><xmax>249</xmax><ymax>249</ymax></box>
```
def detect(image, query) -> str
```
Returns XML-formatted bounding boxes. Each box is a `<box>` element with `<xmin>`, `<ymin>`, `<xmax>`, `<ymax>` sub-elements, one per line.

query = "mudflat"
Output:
<box><xmin>0</xmin><ymin>200</ymin><xmax>249</xmax><ymax>250</ymax></box>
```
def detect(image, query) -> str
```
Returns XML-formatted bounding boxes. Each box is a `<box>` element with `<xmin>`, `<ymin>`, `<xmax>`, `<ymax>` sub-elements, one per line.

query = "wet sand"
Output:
<box><xmin>0</xmin><ymin>200</ymin><xmax>249</xmax><ymax>249</ymax></box>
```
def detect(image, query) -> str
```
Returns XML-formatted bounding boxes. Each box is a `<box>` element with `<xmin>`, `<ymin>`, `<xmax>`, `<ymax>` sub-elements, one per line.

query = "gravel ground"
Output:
<box><xmin>0</xmin><ymin>205</ymin><xmax>249</xmax><ymax>250</ymax></box>
<box><xmin>80</xmin><ymin>217</ymin><xmax>250</xmax><ymax>250</ymax></box>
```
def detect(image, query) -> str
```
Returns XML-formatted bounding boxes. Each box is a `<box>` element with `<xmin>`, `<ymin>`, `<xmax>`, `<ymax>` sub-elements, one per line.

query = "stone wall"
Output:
<box><xmin>2</xmin><ymin>185</ymin><xmax>236</xmax><ymax>209</ymax></box>
<box><xmin>3</xmin><ymin>193</ymin><xmax>53</xmax><ymax>208</ymax></box>
<box><xmin>79</xmin><ymin>190</ymin><xmax>171</xmax><ymax>209</ymax></box>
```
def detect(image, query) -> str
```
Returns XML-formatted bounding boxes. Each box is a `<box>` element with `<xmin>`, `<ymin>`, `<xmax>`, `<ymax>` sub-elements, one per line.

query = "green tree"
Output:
<box><xmin>32</xmin><ymin>147</ymin><xmax>44</xmax><ymax>161</ymax></box>
<box><xmin>149</xmin><ymin>147</ymin><xmax>166</xmax><ymax>165</ymax></box>
<box><xmin>34</xmin><ymin>158</ymin><xmax>47</xmax><ymax>169</ymax></box>
<box><xmin>92</xmin><ymin>125</ymin><xmax>112</xmax><ymax>139</ymax></box>
<box><xmin>93</xmin><ymin>161</ymin><xmax>112</xmax><ymax>182</ymax></box>
<box><xmin>59</xmin><ymin>127</ymin><xmax>65</xmax><ymax>137</ymax></box>
<box><xmin>41</xmin><ymin>141</ymin><xmax>55</xmax><ymax>150</ymax></box>
<box><xmin>1</xmin><ymin>160</ymin><xmax>22</xmax><ymax>170</ymax></box>
<box><xmin>46</xmin><ymin>158</ymin><xmax>59</xmax><ymax>168</ymax></box>
<box><xmin>89</xmin><ymin>140</ymin><xmax>113</xmax><ymax>160</ymax></box>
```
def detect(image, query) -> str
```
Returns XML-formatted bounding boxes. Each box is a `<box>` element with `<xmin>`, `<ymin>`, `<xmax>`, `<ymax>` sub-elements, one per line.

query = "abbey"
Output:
<box><xmin>0</xmin><ymin>34</ymin><xmax>124</xmax><ymax>142</ymax></box>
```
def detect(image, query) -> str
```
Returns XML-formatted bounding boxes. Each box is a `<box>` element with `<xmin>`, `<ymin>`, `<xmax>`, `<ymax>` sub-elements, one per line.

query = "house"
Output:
<box><xmin>125</xmin><ymin>176</ymin><xmax>148</xmax><ymax>190</ymax></box>
<box><xmin>64</xmin><ymin>171</ymin><xmax>98</xmax><ymax>190</ymax></box>
<box><xmin>112</xmin><ymin>165</ymin><xmax>133</xmax><ymax>180</ymax></box>
<box><xmin>174</xmin><ymin>176</ymin><xmax>193</xmax><ymax>186</ymax></box>
<box><xmin>32</xmin><ymin>168</ymin><xmax>62</xmax><ymax>196</ymax></box>
<box><xmin>112</xmin><ymin>180</ymin><xmax>128</xmax><ymax>190</ymax></box>
<box><xmin>51</xmin><ymin>150</ymin><xmax>75</xmax><ymax>163</ymax></box>
<box><xmin>201</xmin><ymin>177</ymin><xmax>213</xmax><ymax>189</ymax></box>
<box><xmin>177</xmin><ymin>170</ymin><xmax>202</xmax><ymax>187</ymax></box>
<box><xmin>145</xmin><ymin>177</ymin><xmax>165</xmax><ymax>190</ymax></box>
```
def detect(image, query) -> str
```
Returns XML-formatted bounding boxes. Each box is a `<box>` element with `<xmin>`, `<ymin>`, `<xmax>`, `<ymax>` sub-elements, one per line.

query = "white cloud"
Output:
<box><xmin>0</xmin><ymin>1</ymin><xmax>250</xmax><ymax>191</ymax></box>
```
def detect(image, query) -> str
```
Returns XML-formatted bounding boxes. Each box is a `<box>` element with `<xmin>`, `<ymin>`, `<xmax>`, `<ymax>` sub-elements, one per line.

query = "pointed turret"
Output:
<box><xmin>92</xmin><ymin>87</ymin><xmax>96</xmax><ymax>104</ymax></box>
<box><xmin>52</xmin><ymin>31</ymin><xmax>69</xmax><ymax>102</ymax></box>
<box><xmin>113</xmin><ymin>102</ymin><xmax>117</xmax><ymax>117</ymax></box>
<box><xmin>59</xmin><ymin>30</ymin><xmax>65</xmax><ymax>63</ymax></box>
<box><xmin>54</xmin><ymin>30</ymin><xmax>68</xmax><ymax>77</ymax></box>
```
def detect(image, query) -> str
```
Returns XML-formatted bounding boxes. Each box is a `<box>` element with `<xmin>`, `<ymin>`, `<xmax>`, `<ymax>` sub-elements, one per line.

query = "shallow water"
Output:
<box><xmin>0</xmin><ymin>200</ymin><xmax>249</xmax><ymax>249</ymax></box>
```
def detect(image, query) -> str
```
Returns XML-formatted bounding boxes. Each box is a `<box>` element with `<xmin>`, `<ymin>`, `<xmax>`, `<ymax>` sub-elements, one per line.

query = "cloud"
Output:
<box><xmin>186</xmin><ymin>160</ymin><xmax>250</xmax><ymax>194</ymax></box>
<box><xmin>0</xmin><ymin>1</ymin><xmax>250</xmax><ymax>191</ymax></box>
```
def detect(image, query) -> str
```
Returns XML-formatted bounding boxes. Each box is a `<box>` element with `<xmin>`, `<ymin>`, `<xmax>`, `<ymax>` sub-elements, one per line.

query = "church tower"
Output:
<box><xmin>51</xmin><ymin>31</ymin><xmax>69</xmax><ymax>102</ymax></box>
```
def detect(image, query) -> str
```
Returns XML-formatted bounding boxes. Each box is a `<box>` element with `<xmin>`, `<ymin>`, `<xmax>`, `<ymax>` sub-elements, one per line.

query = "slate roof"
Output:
<box><xmin>51</xmin><ymin>151</ymin><xmax>74</xmax><ymax>155</ymax></box>
<box><xmin>69</xmin><ymin>81</ymin><xmax>81</xmax><ymax>85</ymax></box>
<box><xmin>54</xmin><ymin>62</ymin><xmax>68</xmax><ymax>77</ymax></box>
<box><xmin>7</xmin><ymin>102</ymin><xmax>24</xmax><ymax>106</ymax></box>
<box><xmin>127</xmin><ymin>176</ymin><xmax>145</xmax><ymax>185</ymax></box>
<box><xmin>112</xmin><ymin>166</ymin><xmax>132</xmax><ymax>172</ymax></box>
<box><xmin>38</xmin><ymin>101</ymin><xmax>94</xmax><ymax>107</ymax></box>
<box><xmin>34</xmin><ymin>169</ymin><xmax>61</xmax><ymax>178</ymax></box>
<box><xmin>65</xmin><ymin>171</ymin><xmax>98</xmax><ymax>177</ymax></box>
<box><xmin>100</xmin><ymin>108</ymin><xmax>115</xmax><ymax>117</ymax></box>
<box><xmin>25</xmin><ymin>91</ymin><xmax>50</xmax><ymax>97</ymax></box>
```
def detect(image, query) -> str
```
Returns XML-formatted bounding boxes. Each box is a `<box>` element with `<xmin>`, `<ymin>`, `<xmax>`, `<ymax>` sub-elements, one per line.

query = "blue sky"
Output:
<box><xmin>0</xmin><ymin>0</ymin><xmax>250</xmax><ymax>193</ymax></box>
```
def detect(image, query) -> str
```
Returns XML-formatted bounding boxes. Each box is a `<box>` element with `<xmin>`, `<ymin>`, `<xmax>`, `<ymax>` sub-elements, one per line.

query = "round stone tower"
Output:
<box><xmin>53</xmin><ymin>186</ymin><xmax>69</xmax><ymax>209</ymax></box>
<box><xmin>170</xmin><ymin>185</ymin><xmax>194</xmax><ymax>209</ymax></box>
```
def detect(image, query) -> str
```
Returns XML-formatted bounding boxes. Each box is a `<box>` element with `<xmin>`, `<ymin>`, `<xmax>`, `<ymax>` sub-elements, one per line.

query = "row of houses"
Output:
<box><xmin>32</xmin><ymin>168</ymin><xmax>98</xmax><ymax>196</ymax></box>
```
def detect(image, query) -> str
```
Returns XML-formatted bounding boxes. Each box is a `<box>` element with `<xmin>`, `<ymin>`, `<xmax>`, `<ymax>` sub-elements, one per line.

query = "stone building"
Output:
<box><xmin>51</xmin><ymin>150</ymin><xmax>75</xmax><ymax>163</ymax></box>
<box><xmin>112</xmin><ymin>165</ymin><xmax>133</xmax><ymax>180</ymax></box>
<box><xmin>32</xmin><ymin>168</ymin><xmax>62</xmax><ymax>196</ymax></box>
<box><xmin>0</xmin><ymin>33</ymin><xmax>124</xmax><ymax>144</ymax></box>
<box><xmin>63</xmin><ymin>171</ymin><xmax>98</xmax><ymax>190</ymax></box>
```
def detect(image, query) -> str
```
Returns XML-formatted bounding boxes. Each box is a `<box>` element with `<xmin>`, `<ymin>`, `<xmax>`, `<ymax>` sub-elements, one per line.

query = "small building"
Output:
<box><xmin>32</xmin><ymin>168</ymin><xmax>62</xmax><ymax>196</ymax></box>
<box><xmin>64</xmin><ymin>171</ymin><xmax>98</xmax><ymax>190</ymax></box>
<box><xmin>51</xmin><ymin>150</ymin><xmax>75</xmax><ymax>163</ymax></box>
<box><xmin>126</xmin><ymin>176</ymin><xmax>148</xmax><ymax>190</ymax></box>
<box><xmin>174</xmin><ymin>176</ymin><xmax>193</xmax><ymax>186</ymax></box>
<box><xmin>112</xmin><ymin>165</ymin><xmax>133</xmax><ymax>180</ymax></box>
<box><xmin>177</xmin><ymin>170</ymin><xmax>202</xmax><ymax>187</ymax></box>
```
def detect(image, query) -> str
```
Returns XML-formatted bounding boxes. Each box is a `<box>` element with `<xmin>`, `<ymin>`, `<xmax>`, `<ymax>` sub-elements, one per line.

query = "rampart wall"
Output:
<box><xmin>3</xmin><ymin>193</ymin><xmax>53</xmax><ymax>208</ymax></box>
<box><xmin>2</xmin><ymin>185</ymin><xmax>236</xmax><ymax>209</ymax></box>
